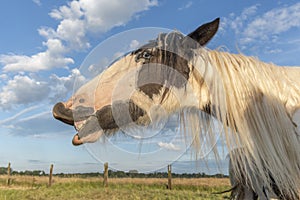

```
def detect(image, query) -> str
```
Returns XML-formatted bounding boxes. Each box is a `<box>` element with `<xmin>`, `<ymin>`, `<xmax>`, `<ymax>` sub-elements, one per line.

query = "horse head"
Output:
<box><xmin>52</xmin><ymin>18</ymin><xmax>220</xmax><ymax>145</ymax></box>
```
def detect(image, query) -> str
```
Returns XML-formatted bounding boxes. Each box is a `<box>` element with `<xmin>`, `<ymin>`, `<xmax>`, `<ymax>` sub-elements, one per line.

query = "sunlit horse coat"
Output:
<box><xmin>53</xmin><ymin>18</ymin><xmax>300</xmax><ymax>199</ymax></box>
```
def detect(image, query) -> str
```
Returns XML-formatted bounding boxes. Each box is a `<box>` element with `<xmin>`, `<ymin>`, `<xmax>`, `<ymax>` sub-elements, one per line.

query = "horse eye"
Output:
<box><xmin>79</xmin><ymin>98</ymin><xmax>85</xmax><ymax>103</ymax></box>
<box><xmin>135</xmin><ymin>50</ymin><xmax>152</xmax><ymax>62</ymax></box>
<box><xmin>142</xmin><ymin>51</ymin><xmax>152</xmax><ymax>59</ymax></box>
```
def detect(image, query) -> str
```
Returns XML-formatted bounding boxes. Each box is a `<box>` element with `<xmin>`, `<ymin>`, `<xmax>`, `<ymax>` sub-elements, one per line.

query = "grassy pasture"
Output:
<box><xmin>0</xmin><ymin>175</ymin><xmax>231</xmax><ymax>199</ymax></box>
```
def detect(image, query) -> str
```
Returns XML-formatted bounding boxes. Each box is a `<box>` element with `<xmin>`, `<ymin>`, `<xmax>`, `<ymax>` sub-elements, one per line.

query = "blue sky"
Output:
<box><xmin>0</xmin><ymin>0</ymin><xmax>300</xmax><ymax>174</ymax></box>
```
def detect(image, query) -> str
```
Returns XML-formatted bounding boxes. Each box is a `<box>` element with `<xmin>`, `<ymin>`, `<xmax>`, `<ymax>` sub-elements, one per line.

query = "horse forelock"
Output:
<box><xmin>137</xmin><ymin>31</ymin><xmax>185</xmax><ymax>50</ymax></box>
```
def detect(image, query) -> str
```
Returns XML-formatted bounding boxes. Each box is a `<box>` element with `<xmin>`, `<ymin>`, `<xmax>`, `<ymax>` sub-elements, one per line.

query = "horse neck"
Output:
<box><xmin>189</xmin><ymin>50</ymin><xmax>300</xmax><ymax>199</ymax></box>
<box><xmin>205</xmin><ymin>51</ymin><xmax>300</xmax><ymax>113</ymax></box>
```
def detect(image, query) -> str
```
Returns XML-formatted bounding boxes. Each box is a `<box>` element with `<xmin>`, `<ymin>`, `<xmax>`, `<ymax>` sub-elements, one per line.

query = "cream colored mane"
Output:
<box><xmin>188</xmin><ymin>49</ymin><xmax>300</xmax><ymax>199</ymax></box>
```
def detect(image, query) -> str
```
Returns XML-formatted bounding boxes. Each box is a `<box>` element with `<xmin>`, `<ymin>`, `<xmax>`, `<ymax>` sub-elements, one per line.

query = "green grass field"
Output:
<box><xmin>0</xmin><ymin>175</ymin><xmax>231</xmax><ymax>200</ymax></box>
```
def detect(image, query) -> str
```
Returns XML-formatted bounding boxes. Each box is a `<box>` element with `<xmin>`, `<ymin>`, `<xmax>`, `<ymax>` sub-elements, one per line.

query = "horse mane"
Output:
<box><xmin>186</xmin><ymin>49</ymin><xmax>300</xmax><ymax>199</ymax></box>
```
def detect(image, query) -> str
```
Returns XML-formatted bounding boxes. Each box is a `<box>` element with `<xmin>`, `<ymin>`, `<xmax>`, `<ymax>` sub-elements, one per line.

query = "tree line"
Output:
<box><xmin>0</xmin><ymin>167</ymin><xmax>45</xmax><ymax>176</ymax></box>
<box><xmin>0</xmin><ymin>166</ymin><xmax>227</xmax><ymax>178</ymax></box>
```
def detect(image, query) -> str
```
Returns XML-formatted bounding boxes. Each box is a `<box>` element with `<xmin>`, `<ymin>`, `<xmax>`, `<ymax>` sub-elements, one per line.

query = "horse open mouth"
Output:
<box><xmin>72</xmin><ymin>116</ymin><xmax>105</xmax><ymax>146</ymax></box>
<box><xmin>53</xmin><ymin>102</ymin><xmax>104</xmax><ymax>146</ymax></box>
<box><xmin>53</xmin><ymin>100</ymin><xmax>147</xmax><ymax>146</ymax></box>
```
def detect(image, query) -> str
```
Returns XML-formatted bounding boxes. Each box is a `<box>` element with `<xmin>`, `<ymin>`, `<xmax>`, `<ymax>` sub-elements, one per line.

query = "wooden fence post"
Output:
<box><xmin>48</xmin><ymin>164</ymin><xmax>54</xmax><ymax>187</ymax></box>
<box><xmin>167</xmin><ymin>164</ymin><xmax>172</xmax><ymax>190</ymax></box>
<box><xmin>103</xmin><ymin>162</ymin><xmax>108</xmax><ymax>187</ymax></box>
<box><xmin>7</xmin><ymin>162</ymin><xmax>11</xmax><ymax>186</ymax></box>
<box><xmin>32</xmin><ymin>175</ymin><xmax>36</xmax><ymax>189</ymax></box>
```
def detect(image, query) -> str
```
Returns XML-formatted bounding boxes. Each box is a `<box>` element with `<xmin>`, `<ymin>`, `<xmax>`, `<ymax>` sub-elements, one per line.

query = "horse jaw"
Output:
<box><xmin>52</xmin><ymin>101</ymin><xmax>102</xmax><ymax>145</ymax></box>
<box><xmin>72</xmin><ymin>131</ymin><xmax>104</xmax><ymax>146</ymax></box>
<box><xmin>72</xmin><ymin>115</ymin><xmax>106</xmax><ymax>146</ymax></box>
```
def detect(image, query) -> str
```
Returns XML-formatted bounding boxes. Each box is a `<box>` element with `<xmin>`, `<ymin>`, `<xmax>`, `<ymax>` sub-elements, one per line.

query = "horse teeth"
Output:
<box><xmin>75</xmin><ymin>120</ymin><xmax>87</xmax><ymax>131</ymax></box>
<box><xmin>77</xmin><ymin>124</ymin><xmax>83</xmax><ymax>130</ymax></box>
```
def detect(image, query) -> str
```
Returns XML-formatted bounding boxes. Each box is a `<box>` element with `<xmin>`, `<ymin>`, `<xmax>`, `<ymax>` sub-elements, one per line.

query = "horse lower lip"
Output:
<box><xmin>72</xmin><ymin>134</ymin><xmax>83</xmax><ymax>146</ymax></box>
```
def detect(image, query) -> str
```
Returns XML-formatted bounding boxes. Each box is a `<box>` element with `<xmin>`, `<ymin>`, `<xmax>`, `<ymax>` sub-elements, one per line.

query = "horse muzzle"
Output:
<box><xmin>52</xmin><ymin>102</ymin><xmax>74</xmax><ymax>126</ymax></box>
<box><xmin>53</xmin><ymin>100</ymin><xmax>148</xmax><ymax>146</ymax></box>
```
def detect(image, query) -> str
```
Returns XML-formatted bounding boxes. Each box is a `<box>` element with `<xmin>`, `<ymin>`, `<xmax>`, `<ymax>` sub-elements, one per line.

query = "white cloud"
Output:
<box><xmin>1</xmin><ymin>0</ymin><xmax>157</xmax><ymax>72</ymax></box>
<box><xmin>58</xmin><ymin>19</ymin><xmax>89</xmax><ymax>49</ymax></box>
<box><xmin>178</xmin><ymin>1</ymin><xmax>193</xmax><ymax>11</ymax></box>
<box><xmin>49</xmin><ymin>68</ymin><xmax>86</xmax><ymax>102</ymax></box>
<box><xmin>242</xmin><ymin>3</ymin><xmax>300</xmax><ymax>44</ymax></box>
<box><xmin>48</xmin><ymin>0</ymin><xmax>157</xmax><ymax>50</ymax></box>
<box><xmin>225</xmin><ymin>3</ymin><xmax>300</xmax><ymax>43</ymax></box>
<box><xmin>223</xmin><ymin>2</ymin><xmax>300</xmax><ymax>55</ymax></box>
<box><xmin>49</xmin><ymin>1</ymin><xmax>83</xmax><ymax>20</ymax></box>
<box><xmin>0</xmin><ymin>74</ymin><xmax>8</xmax><ymax>84</ymax></box>
<box><xmin>0</xmin><ymin>75</ymin><xmax>50</xmax><ymax>109</ymax></box>
<box><xmin>4</xmin><ymin>111</ymin><xmax>73</xmax><ymax>136</ymax></box>
<box><xmin>1</xmin><ymin>39</ymin><xmax>74</xmax><ymax>72</ymax></box>
<box><xmin>32</xmin><ymin>0</ymin><xmax>41</xmax><ymax>6</ymax></box>
<box><xmin>158</xmin><ymin>142</ymin><xmax>181</xmax><ymax>151</ymax></box>
<box><xmin>265</xmin><ymin>48</ymin><xmax>282</xmax><ymax>54</ymax></box>
<box><xmin>78</xmin><ymin>0</ymin><xmax>158</xmax><ymax>33</ymax></box>
<box><xmin>129</xmin><ymin>39</ymin><xmax>140</xmax><ymax>49</ymax></box>
<box><xmin>0</xmin><ymin>68</ymin><xmax>85</xmax><ymax>110</ymax></box>
<box><xmin>0</xmin><ymin>1</ymin><xmax>157</xmax><ymax>109</ymax></box>
<box><xmin>223</xmin><ymin>4</ymin><xmax>260</xmax><ymax>35</ymax></box>
<box><xmin>0</xmin><ymin>105</ymin><xmax>41</xmax><ymax>125</ymax></box>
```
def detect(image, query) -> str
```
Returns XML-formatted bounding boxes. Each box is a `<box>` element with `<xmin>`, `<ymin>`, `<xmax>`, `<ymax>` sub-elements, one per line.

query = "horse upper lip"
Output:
<box><xmin>52</xmin><ymin>102</ymin><xmax>74</xmax><ymax>126</ymax></box>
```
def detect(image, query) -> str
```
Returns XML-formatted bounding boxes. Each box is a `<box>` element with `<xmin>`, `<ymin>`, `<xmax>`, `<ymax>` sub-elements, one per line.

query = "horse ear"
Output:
<box><xmin>183</xmin><ymin>18</ymin><xmax>220</xmax><ymax>48</ymax></box>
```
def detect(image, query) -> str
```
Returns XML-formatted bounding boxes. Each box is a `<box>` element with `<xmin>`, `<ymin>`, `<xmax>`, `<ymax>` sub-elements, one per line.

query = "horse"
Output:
<box><xmin>53</xmin><ymin>18</ymin><xmax>300</xmax><ymax>199</ymax></box>
<box><xmin>228</xmin><ymin>148</ymin><xmax>285</xmax><ymax>200</ymax></box>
